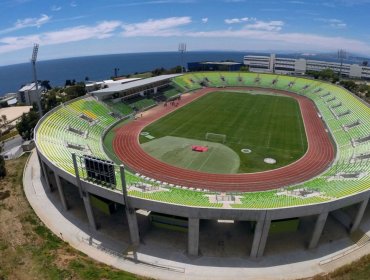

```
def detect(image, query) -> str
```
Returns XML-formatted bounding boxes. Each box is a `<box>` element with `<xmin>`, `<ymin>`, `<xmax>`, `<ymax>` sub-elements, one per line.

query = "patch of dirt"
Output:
<box><xmin>0</xmin><ymin>190</ymin><xmax>10</xmax><ymax>200</ymax></box>
<box><xmin>54</xmin><ymin>249</ymin><xmax>78</xmax><ymax>268</ymax></box>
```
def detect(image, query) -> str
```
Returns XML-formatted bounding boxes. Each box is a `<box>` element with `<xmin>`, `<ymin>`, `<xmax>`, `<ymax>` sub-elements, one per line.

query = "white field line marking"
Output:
<box><xmin>198</xmin><ymin>147</ymin><xmax>218</xmax><ymax>171</ymax></box>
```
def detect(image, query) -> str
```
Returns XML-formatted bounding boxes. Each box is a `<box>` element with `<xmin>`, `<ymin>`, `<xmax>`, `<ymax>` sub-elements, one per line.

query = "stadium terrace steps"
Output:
<box><xmin>104</xmin><ymin>100</ymin><xmax>134</xmax><ymax>116</ymax></box>
<box><xmin>36</xmin><ymin>73</ymin><xmax>370</xmax><ymax>209</ymax></box>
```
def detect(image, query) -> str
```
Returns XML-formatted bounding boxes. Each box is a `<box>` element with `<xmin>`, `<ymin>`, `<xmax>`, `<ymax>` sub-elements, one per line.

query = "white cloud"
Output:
<box><xmin>51</xmin><ymin>5</ymin><xmax>62</xmax><ymax>12</ymax></box>
<box><xmin>244</xmin><ymin>20</ymin><xmax>284</xmax><ymax>31</ymax></box>
<box><xmin>288</xmin><ymin>0</ymin><xmax>305</xmax><ymax>4</ymax></box>
<box><xmin>70</xmin><ymin>1</ymin><xmax>77</xmax><ymax>7</ymax></box>
<box><xmin>0</xmin><ymin>14</ymin><xmax>51</xmax><ymax>34</ymax></box>
<box><xmin>315</xmin><ymin>18</ymin><xmax>347</xmax><ymax>29</ymax></box>
<box><xmin>186</xmin><ymin>28</ymin><xmax>370</xmax><ymax>54</ymax></box>
<box><xmin>224</xmin><ymin>17</ymin><xmax>252</xmax><ymax>24</ymax></box>
<box><xmin>201</xmin><ymin>18</ymin><xmax>208</xmax><ymax>24</ymax></box>
<box><xmin>224</xmin><ymin>0</ymin><xmax>246</xmax><ymax>2</ymax></box>
<box><xmin>122</xmin><ymin>17</ymin><xmax>192</xmax><ymax>37</ymax></box>
<box><xmin>328</xmin><ymin>19</ymin><xmax>347</xmax><ymax>29</ymax></box>
<box><xmin>15</xmin><ymin>14</ymin><xmax>50</xmax><ymax>29</ymax></box>
<box><xmin>0</xmin><ymin>21</ymin><xmax>121</xmax><ymax>54</ymax></box>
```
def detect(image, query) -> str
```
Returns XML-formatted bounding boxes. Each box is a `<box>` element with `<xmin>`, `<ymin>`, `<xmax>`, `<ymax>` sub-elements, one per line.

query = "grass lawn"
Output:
<box><xmin>140</xmin><ymin>90</ymin><xmax>308</xmax><ymax>173</ymax></box>
<box><xmin>141</xmin><ymin>136</ymin><xmax>240</xmax><ymax>173</ymax></box>
<box><xmin>0</xmin><ymin>154</ymin><xmax>150</xmax><ymax>280</ymax></box>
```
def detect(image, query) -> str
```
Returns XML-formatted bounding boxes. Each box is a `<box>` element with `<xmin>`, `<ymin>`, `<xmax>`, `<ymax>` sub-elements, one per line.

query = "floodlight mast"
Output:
<box><xmin>338</xmin><ymin>49</ymin><xmax>347</xmax><ymax>79</ymax></box>
<box><xmin>178</xmin><ymin>43</ymin><xmax>187</xmax><ymax>73</ymax></box>
<box><xmin>31</xmin><ymin>43</ymin><xmax>43</xmax><ymax>118</ymax></box>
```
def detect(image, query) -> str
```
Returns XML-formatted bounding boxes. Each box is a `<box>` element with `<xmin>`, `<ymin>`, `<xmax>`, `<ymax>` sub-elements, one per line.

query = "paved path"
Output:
<box><xmin>24</xmin><ymin>150</ymin><xmax>370</xmax><ymax>280</ymax></box>
<box><xmin>2</xmin><ymin>135</ymin><xmax>22</xmax><ymax>150</ymax></box>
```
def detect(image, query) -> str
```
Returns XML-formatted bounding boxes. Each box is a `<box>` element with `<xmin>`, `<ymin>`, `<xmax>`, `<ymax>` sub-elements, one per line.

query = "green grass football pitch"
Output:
<box><xmin>140</xmin><ymin>90</ymin><xmax>308</xmax><ymax>173</ymax></box>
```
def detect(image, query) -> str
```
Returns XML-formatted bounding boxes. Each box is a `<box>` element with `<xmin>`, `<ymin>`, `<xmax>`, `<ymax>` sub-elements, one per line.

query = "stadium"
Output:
<box><xmin>34</xmin><ymin>71</ymin><xmax>370</xmax><ymax>259</ymax></box>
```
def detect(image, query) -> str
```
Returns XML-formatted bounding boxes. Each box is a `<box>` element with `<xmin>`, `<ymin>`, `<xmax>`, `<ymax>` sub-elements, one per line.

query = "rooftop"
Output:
<box><xmin>19</xmin><ymin>82</ymin><xmax>42</xmax><ymax>92</ymax></box>
<box><xmin>91</xmin><ymin>74</ymin><xmax>182</xmax><ymax>96</ymax></box>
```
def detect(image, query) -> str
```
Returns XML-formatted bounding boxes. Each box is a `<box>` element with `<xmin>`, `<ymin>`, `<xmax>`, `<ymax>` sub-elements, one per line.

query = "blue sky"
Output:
<box><xmin>0</xmin><ymin>0</ymin><xmax>369</xmax><ymax>65</ymax></box>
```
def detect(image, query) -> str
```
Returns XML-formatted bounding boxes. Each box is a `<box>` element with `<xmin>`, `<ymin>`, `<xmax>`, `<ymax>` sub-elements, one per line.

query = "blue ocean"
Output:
<box><xmin>0</xmin><ymin>51</ymin><xmax>367</xmax><ymax>96</ymax></box>
<box><xmin>0</xmin><ymin>51</ymin><xmax>247</xmax><ymax>96</ymax></box>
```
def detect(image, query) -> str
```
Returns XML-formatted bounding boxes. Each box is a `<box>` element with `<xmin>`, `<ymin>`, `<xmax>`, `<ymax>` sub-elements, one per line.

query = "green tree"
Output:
<box><xmin>64</xmin><ymin>84</ymin><xmax>86</xmax><ymax>101</ymax></box>
<box><xmin>306</xmin><ymin>70</ymin><xmax>320</xmax><ymax>79</ymax></box>
<box><xmin>41</xmin><ymin>80</ymin><xmax>52</xmax><ymax>90</ymax></box>
<box><xmin>0</xmin><ymin>142</ymin><xmax>5</xmax><ymax>178</ymax></box>
<box><xmin>1</xmin><ymin>115</ymin><xmax>7</xmax><ymax>129</ymax></box>
<box><xmin>43</xmin><ymin>91</ymin><xmax>58</xmax><ymax>112</ymax></box>
<box><xmin>358</xmin><ymin>84</ymin><xmax>370</xmax><ymax>97</ymax></box>
<box><xmin>16</xmin><ymin>110</ymin><xmax>40</xmax><ymax>140</ymax></box>
<box><xmin>239</xmin><ymin>65</ymin><xmax>249</xmax><ymax>72</ymax></box>
<box><xmin>319</xmin><ymin>68</ymin><xmax>336</xmax><ymax>81</ymax></box>
<box><xmin>339</xmin><ymin>80</ymin><xmax>358</xmax><ymax>92</ymax></box>
<box><xmin>0</xmin><ymin>155</ymin><xmax>6</xmax><ymax>178</ymax></box>
<box><xmin>151</xmin><ymin>67</ymin><xmax>166</xmax><ymax>76</ymax></box>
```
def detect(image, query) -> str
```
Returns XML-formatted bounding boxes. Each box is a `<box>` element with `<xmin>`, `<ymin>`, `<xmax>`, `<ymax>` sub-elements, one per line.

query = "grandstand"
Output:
<box><xmin>36</xmin><ymin>73</ymin><xmax>370</xmax><ymax>206</ymax></box>
<box><xmin>35</xmin><ymin>72</ymin><xmax>370</xmax><ymax>258</ymax></box>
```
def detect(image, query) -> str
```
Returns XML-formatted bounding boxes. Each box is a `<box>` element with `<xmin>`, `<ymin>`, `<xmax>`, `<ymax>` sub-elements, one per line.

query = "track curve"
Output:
<box><xmin>113</xmin><ymin>87</ymin><xmax>335</xmax><ymax>192</ymax></box>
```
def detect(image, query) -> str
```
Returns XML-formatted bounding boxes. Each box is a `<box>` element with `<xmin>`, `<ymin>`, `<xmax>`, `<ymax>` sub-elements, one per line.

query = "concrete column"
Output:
<box><xmin>125</xmin><ymin>207</ymin><xmax>140</xmax><ymax>246</ymax></box>
<box><xmin>250</xmin><ymin>217</ymin><xmax>271</xmax><ymax>258</ymax></box>
<box><xmin>308</xmin><ymin>211</ymin><xmax>328</xmax><ymax>249</ymax></box>
<box><xmin>331</xmin><ymin>209</ymin><xmax>351</xmax><ymax>229</ymax></box>
<box><xmin>120</xmin><ymin>166</ymin><xmax>140</xmax><ymax>246</ymax></box>
<box><xmin>350</xmin><ymin>198</ymin><xmax>369</xmax><ymax>234</ymax></box>
<box><xmin>54</xmin><ymin>173</ymin><xmax>69</xmax><ymax>211</ymax></box>
<box><xmin>37</xmin><ymin>153</ymin><xmax>52</xmax><ymax>192</ymax></box>
<box><xmin>82</xmin><ymin>192</ymin><xmax>97</xmax><ymax>230</ymax></box>
<box><xmin>37</xmin><ymin>151</ymin><xmax>46</xmax><ymax>179</ymax></box>
<box><xmin>120</xmin><ymin>165</ymin><xmax>127</xmax><ymax>197</ymax></box>
<box><xmin>72</xmin><ymin>153</ymin><xmax>83</xmax><ymax>198</ymax></box>
<box><xmin>188</xmin><ymin>218</ymin><xmax>200</xmax><ymax>256</ymax></box>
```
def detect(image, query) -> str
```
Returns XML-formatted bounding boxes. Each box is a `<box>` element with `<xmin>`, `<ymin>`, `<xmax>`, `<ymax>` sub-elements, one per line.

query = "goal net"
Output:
<box><xmin>205</xmin><ymin>132</ymin><xmax>227</xmax><ymax>143</ymax></box>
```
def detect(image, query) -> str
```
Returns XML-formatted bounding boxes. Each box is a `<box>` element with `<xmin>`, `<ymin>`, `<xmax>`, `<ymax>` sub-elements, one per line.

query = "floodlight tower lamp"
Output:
<box><xmin>178</xmin><ymin>43</ymin><xmax>187</xmax><ymax>73</ymax></box>
<box><xmin>31</xmin><ymin>43</ymin><xmax>43</xmax><ymax>118</ymax></box>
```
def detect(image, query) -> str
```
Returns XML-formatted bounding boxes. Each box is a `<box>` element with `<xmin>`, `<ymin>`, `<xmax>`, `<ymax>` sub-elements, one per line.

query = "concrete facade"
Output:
<box><xmin>244</xmin><ymin>54</ymin><xmax>370</xmax><ymax>79</ymax></box>
<box><xmin>34</xmin><ymin>147</ymin><xmax>370</xmax><ymax>257</ymax></box>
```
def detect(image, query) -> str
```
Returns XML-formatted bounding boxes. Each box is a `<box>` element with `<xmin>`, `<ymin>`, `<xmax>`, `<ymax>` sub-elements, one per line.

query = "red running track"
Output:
<box><xmin>113</xmin><ymin>87</ymin><xmax>335</xmax><ymax>192</ymax></box>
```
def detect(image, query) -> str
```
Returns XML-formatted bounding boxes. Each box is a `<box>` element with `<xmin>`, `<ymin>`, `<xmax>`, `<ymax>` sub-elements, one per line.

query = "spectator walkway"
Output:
<box><xmin>24</xmin><ymin>150</ymin><xmax>370</xmax><ymax>280</ymax></box>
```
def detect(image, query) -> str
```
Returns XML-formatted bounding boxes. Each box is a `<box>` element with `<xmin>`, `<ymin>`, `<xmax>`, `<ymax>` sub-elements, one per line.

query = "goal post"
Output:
<box><xmin>205</xmin><ymin>132</ymin><xmax>227</xmax><ymax>143</ymax></box>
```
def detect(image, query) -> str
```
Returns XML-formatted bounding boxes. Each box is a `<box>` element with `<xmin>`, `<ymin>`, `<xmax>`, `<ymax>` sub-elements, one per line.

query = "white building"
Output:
<box><xmin>244</xmin><ymin>54</ymin><xmax>370</xmax><ymax>79</ymax></box>
<box><xmin>17</xmin><ymin>82</ymin><xmax>44</xmax><ymax>106</ymax></box>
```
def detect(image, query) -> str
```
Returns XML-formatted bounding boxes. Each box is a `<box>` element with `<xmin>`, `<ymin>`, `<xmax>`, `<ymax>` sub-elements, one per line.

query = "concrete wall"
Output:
<box><xmin>295</xmin><ymin>59</ymin><xmax>307</xmax><ymax>74</ymax></box>
<box><xmin>36</xmin><ymin>148</ymin><xmax>370</xmax><ymax>223</ymax></box>
<box><xmin>349</xmin><ymin>64</ymin><xmax>363</xmax><ymax>78</ymax></box>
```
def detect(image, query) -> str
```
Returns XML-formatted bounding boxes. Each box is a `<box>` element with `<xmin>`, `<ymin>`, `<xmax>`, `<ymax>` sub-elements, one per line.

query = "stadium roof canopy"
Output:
<box><xmin>91</xmin><ymin>74</ymin><xmax>182</xmax><ymax>98</ymax></box>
